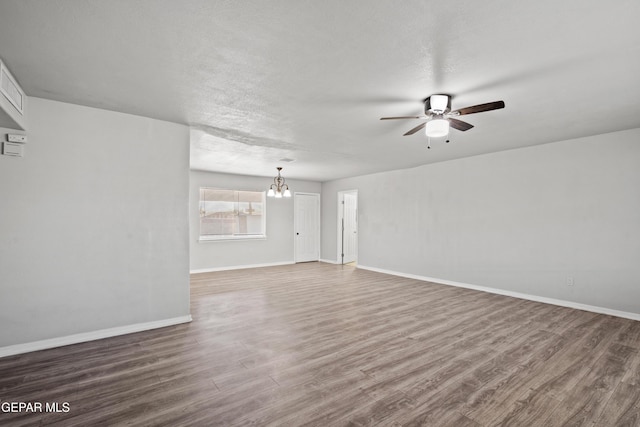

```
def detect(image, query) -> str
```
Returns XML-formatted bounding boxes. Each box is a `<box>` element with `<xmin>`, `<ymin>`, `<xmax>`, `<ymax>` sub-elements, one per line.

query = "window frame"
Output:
<box><xmin>198</xmin><ymin>187</ymin><xmax>267</xmax><ymax>242</ymax></box>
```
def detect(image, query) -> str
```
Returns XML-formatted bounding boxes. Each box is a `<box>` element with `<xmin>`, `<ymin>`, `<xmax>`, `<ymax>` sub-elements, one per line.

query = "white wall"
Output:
<box><xmin>0</xmin><ymin>98</ymin><xmax>191</xmax><ymax>349</ymax></box>
<box><xmin>190</xmin><ymin>170</ymin><xmax>321</xmax><ymax>271</ymax></box>
<box><xmin>322</xmin><ymin>128</ymin><xmax>640</xmax><ymax>315</ymax></box>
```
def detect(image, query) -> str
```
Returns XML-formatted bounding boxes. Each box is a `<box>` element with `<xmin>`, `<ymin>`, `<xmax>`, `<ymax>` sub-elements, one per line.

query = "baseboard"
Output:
<box><xmin>319</xmin><ymin>258</ymin><xmax>339</xmax><ymax>264</ymax></box>
<box><xmin>357</xmin><ymin>265</ymin><xmax>640</xmax><ymax>322</ymax></box>
<box><xmin>0</xmin><ymin>315</ymin><xmax>193</xmax><ymax>358</ymax></box>
<box><xmin>190</xmin><ymin>261</ymin><xmax>294</xmax><ymax>274</ymax></box>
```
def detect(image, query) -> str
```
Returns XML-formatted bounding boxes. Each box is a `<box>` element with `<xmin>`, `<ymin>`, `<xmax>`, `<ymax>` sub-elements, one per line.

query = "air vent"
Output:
<box><xmin>1</xmin><ymin>61</ymin><xmax>24</xmax><ymax>115</ymax></box>
<box><xmin>0</xmin><ymin>59</ymin><xmax>26</xmax><ymax>130</ymax></box>
<box><xmin>279</xmin><ymin>158</ymin><xmax>295</xmax><ymax>163</ymax></box>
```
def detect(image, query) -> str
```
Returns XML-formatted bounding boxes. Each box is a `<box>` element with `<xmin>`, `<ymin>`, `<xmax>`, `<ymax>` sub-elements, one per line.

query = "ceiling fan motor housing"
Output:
<box><xmin>425</xmin><ymin>94</ymin><xmax>451</xmax><ymax>114</ymax></box>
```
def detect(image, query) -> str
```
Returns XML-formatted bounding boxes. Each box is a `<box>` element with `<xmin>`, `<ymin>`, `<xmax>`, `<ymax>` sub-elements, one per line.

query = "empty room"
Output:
<box><xmin>1</xmin><ymin>1</ymin><xmax>640</xmax><ymax>426</ymax></box>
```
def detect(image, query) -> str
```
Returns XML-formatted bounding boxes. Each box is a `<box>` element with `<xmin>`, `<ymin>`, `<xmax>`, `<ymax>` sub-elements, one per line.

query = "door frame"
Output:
<box><xmin>294</xmin><ymin>192</ymin><xmax>321</xmax><ymax>263</ymax></box>
<box><xmin>337</xmin><ymin>189</ymin><xmax>358</xmax><ymax>265</ymax></box>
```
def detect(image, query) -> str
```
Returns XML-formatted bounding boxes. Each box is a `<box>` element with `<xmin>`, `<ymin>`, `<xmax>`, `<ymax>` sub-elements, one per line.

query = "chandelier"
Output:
<box><xmin>267</xmin><ymin>167</ymin><xmax>291</xmax><ymax>198</ymax></box>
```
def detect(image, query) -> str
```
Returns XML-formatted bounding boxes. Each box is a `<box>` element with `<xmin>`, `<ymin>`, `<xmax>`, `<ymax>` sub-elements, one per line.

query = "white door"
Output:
<box><xmin>295</xmin><ymin>193</ymin><xmax>320</xmax><ymax>263</ymax></box>
<box><xmin>342</xmin><ymin>192</ymin><xmax>358</xmax><ymax>264</ymax></box>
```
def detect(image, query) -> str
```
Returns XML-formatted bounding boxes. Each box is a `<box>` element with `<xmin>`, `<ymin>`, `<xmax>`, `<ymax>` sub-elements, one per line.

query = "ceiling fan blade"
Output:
<box><xmin>380</xmin><ymin>116</ymin><xmax>427</xmax><ymax>120</ymax></box>
<box><xmin>403</xmin><ymin>122</ymin><xmax>426</xmax><ymax>136</ymax></box>
<box><xmin>452</xmin><ymin>100</ymin><xmax>505</xmax><ymax>116</ymax></box>
<box><xmin>448</xmin><ymin>118</ymin><xmax>474</xmax><ymax>131</ymax></box>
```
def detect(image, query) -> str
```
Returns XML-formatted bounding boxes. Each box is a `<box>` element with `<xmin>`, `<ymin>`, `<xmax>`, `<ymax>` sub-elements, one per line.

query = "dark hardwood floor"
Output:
<box><xmin>1</xmin><ymin>262</ymin><xmax>640</xmax><ymax>426</ymax></box>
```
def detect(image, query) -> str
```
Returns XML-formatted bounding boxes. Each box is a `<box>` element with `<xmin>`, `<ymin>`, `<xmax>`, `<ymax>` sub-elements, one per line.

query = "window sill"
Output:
<box><xmin>198</xmin><ymin>236</ymin><xmax>267</xmax><ymax>243</ymax></box>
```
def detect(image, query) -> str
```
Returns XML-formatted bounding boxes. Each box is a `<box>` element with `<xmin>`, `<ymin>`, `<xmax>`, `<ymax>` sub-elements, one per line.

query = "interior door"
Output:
<box><xmin>295</xmin><ymin>193</ymin><xmax>320</xmax><ymax>263</ymax></box>
<box><xmin>342</xmin><ymin>192</ymin><xmax>358</xmax><ymax>264</ymax></box>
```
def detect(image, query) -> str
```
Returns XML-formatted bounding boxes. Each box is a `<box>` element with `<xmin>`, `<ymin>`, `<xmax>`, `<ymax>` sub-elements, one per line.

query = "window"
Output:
<box><xmin>199</xmin><ymin>188</ymin><xmax>266</xmax><ymax>241</ymax></box>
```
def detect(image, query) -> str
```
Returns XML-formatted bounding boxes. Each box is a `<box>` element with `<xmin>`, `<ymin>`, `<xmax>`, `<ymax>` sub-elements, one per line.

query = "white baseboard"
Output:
<box><xmin>357</xmin><ymin>265</ymin><xmax>640</xmax><ymax>322</ymax></box>
<box><xmin>319</xmin><ymin>258</ymin><xmax>339</xmax><ymax>264</ymax></box>
<box><xmin>0</xmin><ymin>315</ymin><xmax>193</xmax><ymax>358</ymax></box>
<box><xmin>190</xmin><ymin>261</ymin><xmax>294</xmax><ymax>274</ymax></box>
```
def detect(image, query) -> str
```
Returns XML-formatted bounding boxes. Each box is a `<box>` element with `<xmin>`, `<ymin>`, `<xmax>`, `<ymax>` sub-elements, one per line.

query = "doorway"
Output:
<box><xmin>294</xmin><ymin>193</ymin><xmax>320</xmax><ymax>263</ymax></box>
<box><xmin>337</xmin><ymin>190</ymin><xmax>358</xmax><ymax>265</ymax></box>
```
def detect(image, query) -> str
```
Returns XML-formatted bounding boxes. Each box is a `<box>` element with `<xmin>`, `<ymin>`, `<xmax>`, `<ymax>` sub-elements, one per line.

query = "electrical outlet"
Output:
<box><xmin>566</xmin><ymin>276</ymin><xmax>574</xmax><ymax>287</ymax></box>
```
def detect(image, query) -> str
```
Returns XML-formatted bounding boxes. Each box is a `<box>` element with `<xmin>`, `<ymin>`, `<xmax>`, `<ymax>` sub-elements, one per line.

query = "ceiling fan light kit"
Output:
<box><xmin>381</xmin><ymin>94</ymin><xmax>505</xmax><ymax>149</ymax></box>
<box><xmin>267</xmin><ymin>167</ymin><xmax>291</xmax><ymax>198</ymax></box>
<box><xmin>425</xmin><ymin>117</ymin><xmax>449</xmax><ymax>137</ymax></box>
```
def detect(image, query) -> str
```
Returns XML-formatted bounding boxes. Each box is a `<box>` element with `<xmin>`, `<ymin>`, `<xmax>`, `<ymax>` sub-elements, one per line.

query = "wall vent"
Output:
<box><xmin>1</xmin><ymin>60</ymin><xmax>24</xmax><ymax>115</ymax></box>
<box><xmin>0</xmin><ymin>59</ymin><xmax>26</xmax><ymax>130</ymax></box>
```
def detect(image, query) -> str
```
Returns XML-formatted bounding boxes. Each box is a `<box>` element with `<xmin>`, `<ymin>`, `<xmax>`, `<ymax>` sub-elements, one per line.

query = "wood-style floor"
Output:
<box><xmin>1</xmin><ymin>262</ymin><xmax>640</xmax><ymax>426</ymax></box>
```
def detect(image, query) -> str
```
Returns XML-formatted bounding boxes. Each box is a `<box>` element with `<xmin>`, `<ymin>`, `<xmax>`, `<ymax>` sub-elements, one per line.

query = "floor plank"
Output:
<box><xmin>1</xmin><ymin>262</ymin><xmax>639</xmax><ymax>426</ymax></box>
<box><xmin>595</xmin><ymin>382</ymin><xmax>640</xmax><ymax>426</ymax></box>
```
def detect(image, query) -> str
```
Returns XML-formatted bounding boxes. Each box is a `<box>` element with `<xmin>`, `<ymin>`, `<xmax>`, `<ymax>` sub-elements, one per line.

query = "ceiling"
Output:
<box><xmin>1</xmin><ymin>1</ymin><xmax>639</xmax><ymax>182</ymax></box>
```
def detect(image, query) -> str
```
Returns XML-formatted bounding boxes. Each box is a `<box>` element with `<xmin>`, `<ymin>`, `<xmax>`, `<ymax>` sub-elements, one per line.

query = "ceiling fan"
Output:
<box><xmin>380</xmin><ymin>94</ymin><xmax>505</xmax><ymax>145</ymax></box>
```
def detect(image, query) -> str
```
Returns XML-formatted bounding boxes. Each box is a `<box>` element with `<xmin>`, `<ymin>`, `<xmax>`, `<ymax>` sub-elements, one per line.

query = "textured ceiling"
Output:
<box><xmin>1</xmin><ymin>0</ymin><xmax>639</xmax><ymax>181</ymax></box>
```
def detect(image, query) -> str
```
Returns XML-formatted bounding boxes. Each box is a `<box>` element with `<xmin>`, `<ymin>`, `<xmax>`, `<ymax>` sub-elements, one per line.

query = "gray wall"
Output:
<box><xmin>0</xmin><ymin>98</ymin><xmax>191</xmax><ymax>347</ymax></box>
<box><xmin>322</xmin><ymin>128</ymin><xmax>640</xmax><ymax>315</ymax></box>
<box><xmin>190</xmin><ymin>170</ymin><xmax>321</xmax><ymax>271</ymax></box>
